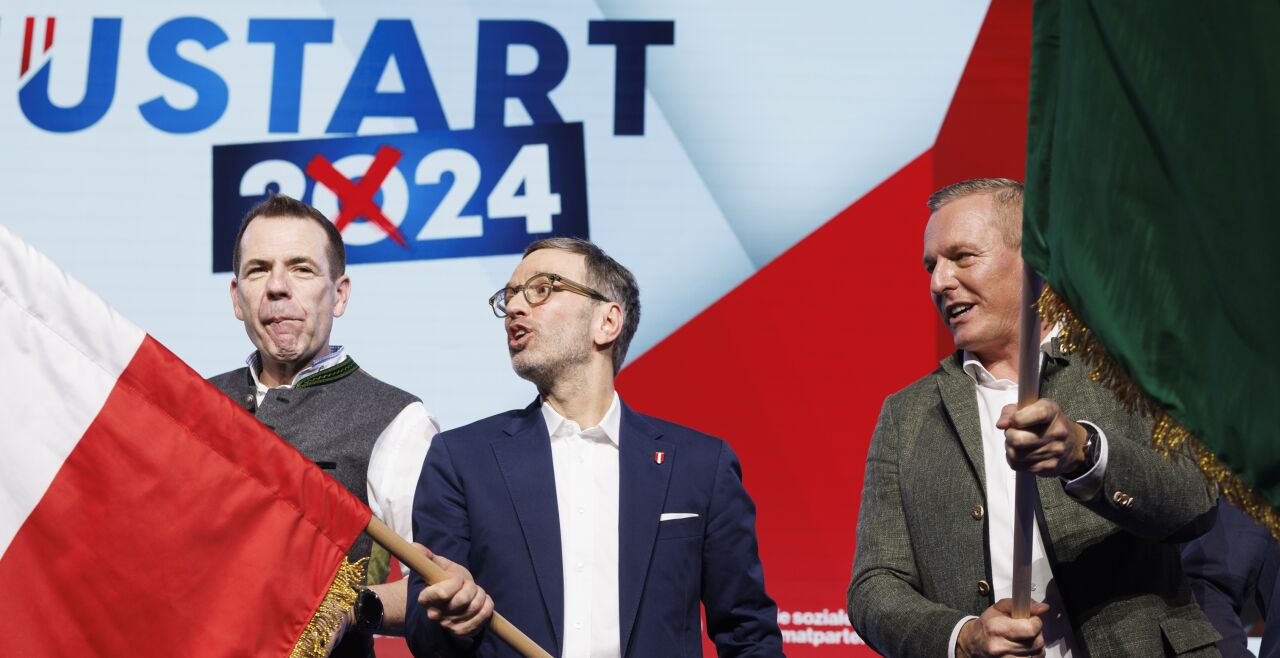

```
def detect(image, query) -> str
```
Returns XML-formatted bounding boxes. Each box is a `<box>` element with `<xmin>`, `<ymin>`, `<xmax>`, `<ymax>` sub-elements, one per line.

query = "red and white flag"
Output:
<box><xmin>0</xmin><ymin>225</ymin><xmax>371</xmax><ymax>657</ymax></box>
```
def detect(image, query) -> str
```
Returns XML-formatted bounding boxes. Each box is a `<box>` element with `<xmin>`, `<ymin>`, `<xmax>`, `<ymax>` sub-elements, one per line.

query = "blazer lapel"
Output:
<box><xmin>491</xmin><ymin>401</ymin><xmax>564</xmax><ymax>653</ymax></box>
<box><xmin>936</xmin><ymin>354</ymin><xmax>987</xmax><ymax>488</ymax></box>
<box><xmin>617</xmin><ymin>402</ymin><xmax>673</xmax><ymax>656</ymax></box>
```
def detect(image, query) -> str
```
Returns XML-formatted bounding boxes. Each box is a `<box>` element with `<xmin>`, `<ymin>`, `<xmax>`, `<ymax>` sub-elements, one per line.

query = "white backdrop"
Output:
<box><xmin>0</xmin><ymin>0</ymin><xmax>984</xmax><ymax>426</ymax></box>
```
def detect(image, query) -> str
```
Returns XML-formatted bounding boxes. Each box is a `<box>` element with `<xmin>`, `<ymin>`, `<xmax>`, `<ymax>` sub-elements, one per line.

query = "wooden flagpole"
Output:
<box><xmin>365</xmin><ymin>518</ymin><xmax>554</xmax><ymax>658</ymax></box>
<box><xmin>1011</xmin><ymin>263</ymin><xmax>1044</xmax><ymax>619</ymax></box>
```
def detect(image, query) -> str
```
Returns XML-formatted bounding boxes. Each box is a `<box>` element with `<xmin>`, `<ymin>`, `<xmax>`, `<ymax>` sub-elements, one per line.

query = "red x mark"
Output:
<box><xmin>306</xmin><ymin>145</ymin><xmax>409</xmax><ymax>247</ymax></box>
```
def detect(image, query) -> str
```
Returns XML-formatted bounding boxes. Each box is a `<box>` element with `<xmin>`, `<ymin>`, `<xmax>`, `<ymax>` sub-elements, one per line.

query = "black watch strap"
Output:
<box><xmin>1063</xmin><ymin>423</ymin><xmax>1100</xmax><ymax>481</ymax></box>
<box><xmin>352</xmin><ymin>586</ymin><xmax>384</xmax><ymax>633</ymax></box>
<box><xmin>1081</xmin><ymin>423</ymin><xmax>1101</xmax><ymax>469</ymax></box>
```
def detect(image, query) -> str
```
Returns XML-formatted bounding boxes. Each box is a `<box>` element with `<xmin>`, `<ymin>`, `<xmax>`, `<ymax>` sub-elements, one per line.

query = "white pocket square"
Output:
<box><xmin>660</xmin><ymin>512</ymin><xmax>698</xmax><ymax>521</ymax></box>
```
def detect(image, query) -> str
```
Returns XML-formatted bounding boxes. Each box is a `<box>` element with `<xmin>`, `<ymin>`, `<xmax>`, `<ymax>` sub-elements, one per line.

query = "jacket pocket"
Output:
<box><xmin>657</xmin><ymin>516</ymin><xmax>705</xmax><ymax>540</ymax></box>
<box><xmin>1159</xmin><ymin>612</ymin><xmax>1221</xmax><ymax>655</ymax></box>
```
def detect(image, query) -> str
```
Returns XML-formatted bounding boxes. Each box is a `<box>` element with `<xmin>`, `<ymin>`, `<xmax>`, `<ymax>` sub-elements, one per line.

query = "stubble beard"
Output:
<box><xmin>510</xmin><ymin>315</ymin><xmax>594</xmax><ymax>392</ymax></box>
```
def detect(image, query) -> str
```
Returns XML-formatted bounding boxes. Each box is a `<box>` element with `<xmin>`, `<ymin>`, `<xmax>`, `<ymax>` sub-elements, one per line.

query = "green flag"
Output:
<box><xmin>1022</xmin><ymin>0</ymin><xmax>1280</xmax><ymax>531</ymax></box>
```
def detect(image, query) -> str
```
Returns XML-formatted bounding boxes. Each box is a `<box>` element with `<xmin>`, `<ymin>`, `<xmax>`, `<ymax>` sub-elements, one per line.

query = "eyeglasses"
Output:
<box><xmin>489</xmin><ymin>273</ymin><xmax>611</xmax><ymax>318</ymax></box>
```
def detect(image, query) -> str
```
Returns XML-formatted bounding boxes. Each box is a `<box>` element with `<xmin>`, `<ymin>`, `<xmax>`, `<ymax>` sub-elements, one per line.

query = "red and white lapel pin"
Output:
<box><xmin>653</xmin><ymin>451</ymin><xmax>666</xmax><ymax>465</ymax></box>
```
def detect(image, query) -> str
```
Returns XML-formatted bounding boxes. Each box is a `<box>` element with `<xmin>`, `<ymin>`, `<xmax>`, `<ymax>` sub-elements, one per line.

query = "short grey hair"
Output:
<box><xmin>927</xmin><ymin>178</ymin><xmax>1023</xmax><ymax>247</ymax></box>
<box><xmin>523</xmin><ymin>237</ymin><xmax>640</xmax><ymax>374</ymax></box>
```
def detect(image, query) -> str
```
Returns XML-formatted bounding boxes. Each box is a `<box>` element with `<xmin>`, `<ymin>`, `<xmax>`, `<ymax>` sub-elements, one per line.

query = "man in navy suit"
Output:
<box><xmin>404</xmin><ymin>237</ymin><xmax>782</xmax><ymax>657</ymax></box>
<box><xmin>1183</xmin><ymin>499</ymin><xmax>1280</xmax><ymax>658</ymax></box>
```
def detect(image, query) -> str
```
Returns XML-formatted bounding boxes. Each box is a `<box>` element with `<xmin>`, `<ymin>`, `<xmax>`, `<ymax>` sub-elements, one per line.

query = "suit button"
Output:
<box><xmin>977</xmin><ymin>580</ymin><xmax>991</xmax><ymax>595</ymax></box>
<box><xmin>971</xmin><ymin>504</ymin><xmax>985</xmax><ymax>521</ymax></box>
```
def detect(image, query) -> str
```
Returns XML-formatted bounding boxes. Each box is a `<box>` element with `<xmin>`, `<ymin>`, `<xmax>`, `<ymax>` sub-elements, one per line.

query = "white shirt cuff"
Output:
<box><xmin>1063</xmin><ymin>420</ymin><xmax>1109</xmax><ymax>501</ymax></box>
<box><xmin>948</xmin><ymin>616</ymin><xmax>978</xmax><ymax>658</ymax></box>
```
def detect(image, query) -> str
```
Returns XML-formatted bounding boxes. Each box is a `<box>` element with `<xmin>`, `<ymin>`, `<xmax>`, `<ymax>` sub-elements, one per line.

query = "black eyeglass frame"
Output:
<box><xmin>488</xmin><ymin>272</ymin><xmax>611</xmax><ymax>317</ymax></box>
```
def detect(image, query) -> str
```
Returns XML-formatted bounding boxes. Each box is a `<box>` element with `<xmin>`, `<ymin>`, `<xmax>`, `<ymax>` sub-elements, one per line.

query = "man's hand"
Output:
<box><xmin>957</xmin><ymin>598</ymin><xmax>1049</xmax><ymax>658</ymax></box>
<box><xmin>413</xmin><ymin>543</ymin><xmax>494</xmax><ymax>638</ymax></box>
<box><xmin>998</xmin><ymin>398</ymin><xmax>1088</xmax><ymax>478</ymax></box>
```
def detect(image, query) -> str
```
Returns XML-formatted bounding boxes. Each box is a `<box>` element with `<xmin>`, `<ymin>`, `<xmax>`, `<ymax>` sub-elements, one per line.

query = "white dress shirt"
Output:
<box><xmin>945</xmin><ymin>330</ymin><xmax>1111</xmax><ymax>658</ymax></box>
<box><xmin>247</xmin><ymin>346</ymin><xmax>439</xmax><ymax>576</ymax></box>
<box><xmin>543</xmin><ymin>393</ymin><xmax>622</xmax><ymax>658</ymax></box>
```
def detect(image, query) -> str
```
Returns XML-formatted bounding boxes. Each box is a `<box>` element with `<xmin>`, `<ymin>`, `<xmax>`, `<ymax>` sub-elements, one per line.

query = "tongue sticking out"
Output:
<box><xmin>266</xmin><ymin>319</ymin><xmax>304</xmax><ymax>349</ymax></box>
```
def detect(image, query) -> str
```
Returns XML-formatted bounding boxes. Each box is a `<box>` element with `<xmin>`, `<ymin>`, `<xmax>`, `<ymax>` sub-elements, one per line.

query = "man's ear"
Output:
<box><xmin>593</xmin><ymin>302</ymin><xmax>624</xmax><ymax>348</ymax></box>
<box><xmin>231</xmin><ymin>278</ymin><xmax>244</xmax><ymax>321</ymax></box>
<box><xmin>332</xmin><ymin>275</ymin><xmax>351</xmax><ymax>318</ymax></box>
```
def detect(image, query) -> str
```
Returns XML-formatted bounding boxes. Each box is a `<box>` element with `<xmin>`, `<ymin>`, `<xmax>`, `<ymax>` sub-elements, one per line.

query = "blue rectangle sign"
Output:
<box><xmin>211</xmin><ymin>123</ymin><xmax>588</xmax><ymax>272</ymax></box>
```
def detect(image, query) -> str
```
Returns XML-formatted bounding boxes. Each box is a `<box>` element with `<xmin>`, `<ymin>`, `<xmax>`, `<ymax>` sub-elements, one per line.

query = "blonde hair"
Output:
<box><xmin>927</xmin><ymin>178</ymin><xmax>1023</xmax><ymax>247</ymax></box>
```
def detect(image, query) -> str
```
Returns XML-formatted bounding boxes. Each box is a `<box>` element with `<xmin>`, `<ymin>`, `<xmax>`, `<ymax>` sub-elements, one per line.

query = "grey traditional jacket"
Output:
<box><xmin>209</xmin><ymin>358</ymin><xmax>419</xmax><ymax>658</ymax></box>
<box><xmin>848</xmin><ymin>347</ymin><xmax>1221</xmax><ymax>657</ymax></box>
<box><xmin>208</xmin><ymin>358</ymin><xmax>418</xmax><ymax>563</ymax></box>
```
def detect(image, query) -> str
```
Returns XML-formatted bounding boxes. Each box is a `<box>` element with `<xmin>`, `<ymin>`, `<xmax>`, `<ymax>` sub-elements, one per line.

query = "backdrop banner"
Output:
<box><xmin>0</xmin><ymin>2</ymin><xmax>1030</xmax><ymax>655</ymax></box>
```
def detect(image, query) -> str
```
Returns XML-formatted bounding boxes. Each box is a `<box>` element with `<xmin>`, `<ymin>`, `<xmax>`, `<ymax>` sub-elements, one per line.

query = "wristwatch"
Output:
<box><xmin>1062</xmin><ymin>423</ymin><xmax>1100</xmax><ymax>481</ymax></box>
<box><xmin>352</xmin><ymin>586</ymin><xmax>384</xmax><ymax>633</ymax></box>
<box><xmin>1080</xmin><ymin>423</ymin><xmax>1101</xmax><ymax>470</ymax></box>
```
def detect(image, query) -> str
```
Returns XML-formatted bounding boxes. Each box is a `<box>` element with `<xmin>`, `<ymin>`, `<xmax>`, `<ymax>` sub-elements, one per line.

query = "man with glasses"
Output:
<box><xmin>403</xmin><ymin>237</ymin><xmax>783</xmax><ymax>657</ymax></box>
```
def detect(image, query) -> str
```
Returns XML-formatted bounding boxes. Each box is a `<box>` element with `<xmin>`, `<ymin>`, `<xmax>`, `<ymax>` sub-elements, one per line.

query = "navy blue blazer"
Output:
<box><xmin>1183</xmin><ymin>498</ymin><xmax>1280</xmax><ymax>658</ymax></box>
<box><xmin>404</xmin><ymin>399</ymin><xmax>782</xmax><ymax>657</ymax></box>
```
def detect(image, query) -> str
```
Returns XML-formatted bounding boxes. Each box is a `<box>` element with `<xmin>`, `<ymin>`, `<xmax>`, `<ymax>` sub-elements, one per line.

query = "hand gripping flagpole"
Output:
<box><xmin>1011</xmin><ymin>263</ymin><xmax>1044</xmax><ymax>619</ymax></box>
<box><xmin>365</xmin><ymin>518</ymin><xmax>554</xmax><ymax>658</ymax></box>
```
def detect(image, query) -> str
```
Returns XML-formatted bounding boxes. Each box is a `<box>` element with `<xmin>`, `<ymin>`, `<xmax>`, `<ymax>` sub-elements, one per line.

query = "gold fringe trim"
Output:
<box><xmin>1037</xmin><ymin>286</ymin><xmax>1280</xmax><ymax>541</ymax></box>
<box><xmin>289</xmin><ymin>557</ymin><xmax>369</xmax><ymax>658</ymax></box>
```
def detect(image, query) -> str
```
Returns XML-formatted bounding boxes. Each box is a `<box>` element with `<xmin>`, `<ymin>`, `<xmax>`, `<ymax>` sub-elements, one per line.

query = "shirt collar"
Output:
<box><xmin>961</xmin><ymin>324</ymin><xmax>1062</xmax><ymax>387</ymax></box>
<box><xmin>541</xmin><ymin>392</ymin><xmax>622</xmax><ymax>446</ymax></box>
<box><xmin>246</xmin><ymin>345</ymin><xmax>347</xmax><ymax>390</ymax></box>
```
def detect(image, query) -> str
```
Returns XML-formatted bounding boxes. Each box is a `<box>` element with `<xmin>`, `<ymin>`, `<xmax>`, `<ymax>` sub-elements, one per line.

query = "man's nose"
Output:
<box><xmin>504</xmin><ymin>289</ymin><xmax>530</xmax><ymax>317</ymax></box>
<box><xmin>265</xmin><ymin>268</ymin><xmax>291</xmax><ymax>299</ymax></box>
<box><xmin>930</xmin><ymin>260</ymin><xmax>957</xmax><ymax>296</ymax></box>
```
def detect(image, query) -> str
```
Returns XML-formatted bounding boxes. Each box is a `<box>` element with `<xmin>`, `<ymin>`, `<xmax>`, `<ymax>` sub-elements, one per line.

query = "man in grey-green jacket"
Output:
<box><xmin>847</xmin><ymin>179</ymin><xmax>1220</xmax><ymax>658</ymax></box>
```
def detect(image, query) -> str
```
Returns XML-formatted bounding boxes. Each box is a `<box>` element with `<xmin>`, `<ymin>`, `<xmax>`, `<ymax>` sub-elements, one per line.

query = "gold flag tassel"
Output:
<box><xmin>290</xmin><ymin>557</ymin><xmax>369</xmax><ymax>658</ymax></box>
<box><xmin>1037</xmin><ymin>286</ymin><xmax>1280</xmax><ymax>541</ymax></box>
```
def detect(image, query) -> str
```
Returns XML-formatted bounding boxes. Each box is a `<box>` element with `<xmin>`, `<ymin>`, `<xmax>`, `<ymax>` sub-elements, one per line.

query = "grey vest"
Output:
<box><xmin>208</xmin><ymin>359</ymin><xmax>419</xmax><ymax>563</ymax></box>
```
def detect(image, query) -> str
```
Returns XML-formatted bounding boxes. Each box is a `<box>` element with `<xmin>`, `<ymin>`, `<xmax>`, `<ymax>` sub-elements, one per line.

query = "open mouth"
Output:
<box><xmin>508</xmin><ymin>323</ymin><xmax>533</xmax><ymax>347</ymax></box>
<box><xmin>946</xmin><ymin>303</ymin><xmax>974</xmax><ymax>320</ymax></box>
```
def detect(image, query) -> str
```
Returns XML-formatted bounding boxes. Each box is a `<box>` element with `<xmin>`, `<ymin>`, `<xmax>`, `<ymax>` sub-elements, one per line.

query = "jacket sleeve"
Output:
<box><xmin>1066</xmin><ymin>401</ymin><xmax>1217</xmax><ymax>542</ymax></box>
<box><xmin>847</xmin><ymin>399</ymin><xmax>970</xmax><ymax>658</ymax></box>
<box><xmin>700</xmin><ymin>441</ymin><xmax>785</xmax><ymax>656</ymax></box>
<box><xmin>405</xmin><ymin>436</ymin><xmax>482</xmax><ymax>657</ymax></box>
<box><xmin>1182</xmin><ymin>499</ymin><xmax>1268</xmax><ymax>657</ymax></box>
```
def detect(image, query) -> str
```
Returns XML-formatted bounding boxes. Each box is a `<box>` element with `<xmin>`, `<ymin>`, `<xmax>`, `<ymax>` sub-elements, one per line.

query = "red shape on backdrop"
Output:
<box><xmin>617</xmin><ymin>2</ymin><xmax>1031</xmax><ymax>655</ymax></box>
<box><xmin>618</xmin><ymin>152</ymin><xmax>939</xmax><ymax>657</ymax></box>
<box><xmin>306</xmin><ymin>145</ymin><xmax>410</xmax><ymax>246</ymax></box>
<box><xmin>21</xmin><ymin>17</ymin><xmax>34</xmax><ymax>77</ymax></box>
<box><xmin>931</xmin><ymin>0</ymin><xmax>1033</xmax><ymax>360</ymax></box>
